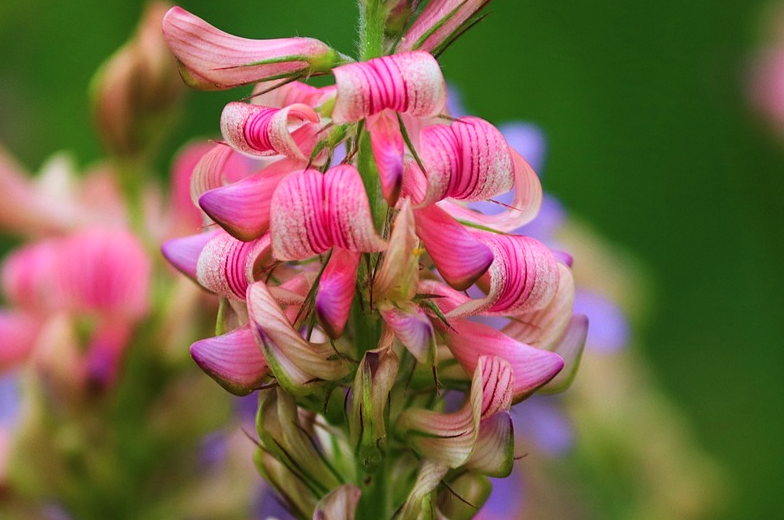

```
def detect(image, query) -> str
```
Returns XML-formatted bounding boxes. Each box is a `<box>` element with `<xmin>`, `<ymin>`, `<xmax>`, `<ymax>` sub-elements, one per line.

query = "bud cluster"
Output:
<box><xmin>161</xmin><ymin>2</ymin><xmax>588</xmax><ymax>519</ymax></box>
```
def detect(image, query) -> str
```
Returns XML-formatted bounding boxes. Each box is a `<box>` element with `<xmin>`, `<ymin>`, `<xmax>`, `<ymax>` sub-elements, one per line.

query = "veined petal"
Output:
<box><xmin>397</xmin><ymin>461</ymin><xmax>449</xmax><ymax>520</ymax></box>
<box><xmin>439</xmin><ymin>149</ymin><xmax>543</xmax><ymax>232</ymax></box>
<box><xmin>323</xmin><ymin>164</ymin><xmax>386</xmax><ymax>253</ymax></box>
<box><xmin>414</xmin><ymin>204</ymin><xmax>493</xmax><ymax>291</ymax></box>
<box><xmin>539</xmin><ymin>314</ymin><xmax>588</xmax><ymax>393</ymax></box>
<box><xmin>190</xmin><ymin>325</ymin><xmax>268</xmax><ymax>395</ymax></box>
<box><xmin>162</xmin><ymin>7</ymin><xmax>344</xmax><ymax>90</ymax></box>
<box><xmin>374</xmin><ymin>198</ymin><xmax>419</xmax><ymax>302</ymax></box>
<box><xmin>466</xmin><ymin>412</ymin><xmax>514</xmax><ymax>477</ymax></box>
<box><xmin>448</xmin><ymin>233</ymin><xmax>560</xmax><ymax>318</ymax></box>
<box><xmin>189</xmin><ymin>142</ymin><xmax>235</xmax><ymax>207</ymax></box>
<box><xmin>332</xmin><ymin>52</ymin><xmax>446</xmax><ymax>124</ymax></box>
<box><xmin>270</xmin><ymin>169</ymin><xmax>329</xmax><ymax>260</ymax></box>
<box><xmin>368</xmin><ymin>110</ymin><xmax>405</xmax><ymax>206</ymax></box>
<box><xmin>220</xmin><ymin>102</ymin><xmax>320</xmax><ymax>160</ymax></box>
<box><xmin>398</xmin><ymin>0</ymin><xmax>492</xmax><ymax>54</ymax></box>
<box><xmin>444</xmin><ymin>320</ymin><xmax>563</xmax><ymax>403</ymax></box>
<box><xmin>379</xmin><ymin>302</ymin><xmax>436</xmax><ymax>366</ymax></box>
<box><xmin>313</xmin><ymin>484</ymin><xmax>362</xmax><ymax>520</ymax></box>
<box><xmin>247</xmin><ymin>281</ymin><xmax>350</xmax><ymax>396</ymax></box>
<box><xmin>198</xmin><ymin>158</ymin><xmax>298</xmax><ymax>241</ymax></box>
<box><xmin>315</xmin><ymin>248</ymin><xmax>360</xmax><ymax>339</ymax></box>
<box><xmin>161</xmin><ymin>230</ymin><xmax>220</xmax><ymax>281</ymax></box>
<box><xmin>196</xmin><ymin>232</ymin><xmax>272</xmax><ymax>299</ymax></box>
<box><xmin>251</xmin><ymin>80</ymin><xmax>336</xmax><ymax>109</ymax></box>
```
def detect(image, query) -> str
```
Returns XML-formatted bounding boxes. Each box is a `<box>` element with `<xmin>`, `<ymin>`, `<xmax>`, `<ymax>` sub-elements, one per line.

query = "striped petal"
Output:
<box><xmin>190</xmin><ymin>325</ymin><xmax>268</xmax><ymax>395</ymax></box>
<box><xmin>323</xmin><ymin>164</ymin><xmax>386</xmax><ymax>253</ymax></box>
<box><xmin>443</xmin><ymin>320</ymin><xmax>563</xmax><ymax>403</ymax></box>
<box><xmin>398</xmin><ymin>0</ymin><xmax>492</xmax><ymax>54</ymax></box>
<box><xmin>448</xmin><ymin>233</ymin><xmax>560</xmax><ymax>318</ymax></box>
<box><xmin>439</xmin><ymin>149</ymin><xmax>542</xmax><ymax>232</ymax></box>
<box><xmin>196</xmin><ymin>232</ymin><xmax>272</xmax><ymax>299</ymax></box>
<box><xmin>220</xmin><ymin>102</ymin><xmax>320</xmax><ymax>160</ymax></box>
<box><xmin>379</xmin><ymin>302</ymin><xmax>436</xmax><ymax>366</ymax></box>
<box><xmin>332</xmin><ymin>52</ymin><xmax>447</xmax><ymax>124</ymax></box>
<box><xmin>251</xmin><ymin>80</ymin><xmax>336</xmax><ymax>109</ymax></box>
<box><xmin>414</xmin><ymin>204</ymin><xmax>493</xmax><ymax>291</ymax></box>
<box><xmin>247</xmin><ymin>280</ymin><xmax>350</xmax><ymax>396</ymax></box>
<box><xmin>198</xmin><ymin>158</ymin><xmax>297</xmax><ymax>241</ymax></box>
<box><xmin>315</xmin><ymin>248</ymin><xmax>360</xmax><ymax>339</ymax></box>
<box><xmin>270</xmin><ymin>169</ymin><xmax>330</xmax><ymax>260</ymax></box>
<box><xmin>368</xmin><ymin>110</ymin><xmax>405</xmax><ymax>206</ymax></box>
<box><xmin>162</xmin><ymin>6</ymin><xmax>344</xmax><ymax>90</ymax></box>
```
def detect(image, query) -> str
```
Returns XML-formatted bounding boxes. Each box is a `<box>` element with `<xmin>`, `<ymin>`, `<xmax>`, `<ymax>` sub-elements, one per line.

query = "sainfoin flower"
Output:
<box><xmin>161</xmin><ymin>4</ymin><xmax>587</xmax><ymax>518</ymax></box>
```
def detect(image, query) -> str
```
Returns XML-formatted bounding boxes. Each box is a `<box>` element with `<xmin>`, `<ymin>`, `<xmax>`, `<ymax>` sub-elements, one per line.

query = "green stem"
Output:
<box><xmin>358</xmin><ymin>0</ymin><xmax>387</xmax><ymax>61</ymax></box>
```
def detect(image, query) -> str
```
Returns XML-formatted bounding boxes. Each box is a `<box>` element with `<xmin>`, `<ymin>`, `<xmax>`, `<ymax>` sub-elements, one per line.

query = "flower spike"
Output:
<box><xmin>162</xmin><ymin>6</ymin><xmax>347</xmax><ymax>90</ymax></box>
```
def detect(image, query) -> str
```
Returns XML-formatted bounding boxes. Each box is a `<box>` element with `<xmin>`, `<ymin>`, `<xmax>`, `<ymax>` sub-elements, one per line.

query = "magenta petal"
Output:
<box><xmin>220</xmin><ymin>102</ymin><xmax>320</xmax><ymax>160</ymax></box>
<box><xmin>323</xmin><ymin>165</ymin><xmax>386</xmax><ymax>253</ymax></box>
<box><xmin>161</xmin><ymin>230</ymin><xmax>220</xmax><ymax>281</ymax></box>
<box><xmin>369</xmin><ymin>111</ymin><xmax>405</xmax><ymax>206</ymax></box>
<box><xmin>162</xmin><ymin>6</ymin><xmax>341</xmax><ymax>90</ymax></box>
<box><xmin>189</xmin><ymin>142</ymin><xmax>236</xmax><ymax>207</ymax></box>
<box><xmin>198</xmin><ymin>158</ymin><xmax>297</xmax><ymax>241</ymax></box>
<box><xmin>315</xmin><ymin>249</ymin><xmax>360</xmax><ymax>339</ymax></box>
<box><xmin>448</xmin><ymin>117</ymin><xmax>514</xmax><ymax>201</ymax></box>
<box><xmin>379</xmin><ymin>303</ymin><xmax>436</xmax><ymax>365</ymax></box>
<box><xmin>190</xmin><ymin>326</ymin><xmax>268</xmax><ymax>395</ymax></box>
<box><xmin>251</xmin><ymin>80</ymin><xmax>337</xmax><ymax>109</ymax></box>
<box><xmin>414</xmin><ymin>204</ymin><xmax>493</xmax><ymax>291</ymax></box>
<box><xmin>445</xmin><ymin>320</ymin><xmax>564</xmax><ymax>403</ymax></box>
<box><xmin>196</xmin><ymin>232</ymin><xmax>272</xmax><ymax>299</ymax></box>
<box><xmin>270</xmin><ymin>169</ymin><xmax>329</xmax><ymax>260</ymax></box>
<box><xmin>332</xmin><ymin>52</ymin><xmax>446</xmax><ymax>124</ymax></box>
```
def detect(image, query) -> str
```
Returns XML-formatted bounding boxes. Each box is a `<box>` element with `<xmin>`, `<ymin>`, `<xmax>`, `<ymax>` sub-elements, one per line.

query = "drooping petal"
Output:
<box><xmin>368</xmin><ymin>110</ymin><xmax>405</xmax><ymax>206</ymax></box>
<box><xmin>196</xmin><ymin>232</ymin><xmax>272</xmax><ymax>299</ymax></box>
<box><xmin>247</xmin><ymin>281</ymin><xmax>350</xmax><ymax>396</ymax></box>
<box><xmin>379</xmin><ymin>302</ymin><xmax>436</xmax><ymax>366</ymax></box>
<box><xmin>323</xmin><ymin>164</ymin><xmax>386</xmax><ymax>253</ymax></box>
<box><xmin>161</xmin><ymin>230</ymin><xmax>221</xmax><ymax>281</ymax></box>
<box><xmin>398</xmin><ymin>0</ymin><xmax>492</xmax><ymax>54</ymax></box>
<box><xmin>190</xmin><ymin>325</ymin><xmax>268</xmax><ymax>395</ymax></box>
<box><xmin>466</xmin><ymin>412</ymin><xmax>515</xmax><ymax>477</ymax></box>
<box><xmin>439</xmin><ymin>149</ymin><xmax>542</xmax><ymax>232</ymax></box>
<box><xmin>414</xmin><ymin>204</ymin><xmax>493</xmax><ymax>291</ymax></box>
<box><xmin>220</xmin><ymin>102</ymin><xmax>320</xmax><ymax>160</ymax></box>
<box><xmin>447</xmin><ymin>233</ymin><xmax>560</xmax><ymax>318</ymax></box>
<box><xmin>198</xmin><ymin>158</ymin><xmax>297</xmax><ymax>241</ymax></box>
<box><xmin>162</xmin><ymin>6</ymin><xmax>345</xmax><ymax>90</ymax></box>
<box><xmin>332</xmin><ymin>52</ymin><xmax>447</xmax><ymax>124</ymax></box>
<box><xmin>315</xmin><ymin>248</ymin><xmax>360</xmax><ymax>339</ymax></box>
<box><xmin>374</xmin><ymin>198</ymin><xmax>420</xmax><ymax>303</ymax></box>
<box><xmin>443</xmin><ymin>320</ymin><xmax>564</xmax><ymax>403</ymax></box>
<box><xmin>539</xmin><ymin>314</ymin><xmax>588</xmax><ymax>393</ymax></box>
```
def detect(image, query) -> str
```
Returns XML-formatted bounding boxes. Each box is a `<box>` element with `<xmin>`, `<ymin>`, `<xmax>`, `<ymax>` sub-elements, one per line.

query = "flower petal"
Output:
<box><xmin>466</xmin><ymin>412</ymin><xmax>514</xmax><ymax>477</ymax></box>
<box><xmin>374</xmin><ymin>198</ymin><xmax>419</xmax><ymax>303</ymax></box>
<box><xmin>270</xmin><ymin>169</ymin><xmax>330</xmax><ymax>260</ymax></box>
<box><xmin>323</xmin><ymin>164</ymin><xmax>386</xmax><ymax>253</ymax></box>
<box><xmin>161</xmin><ymin>230</ymin><xmax>220</xmax><ymax>281</ymax></box>
<box><xmin>162</xmin><ymin>6</ymin><xmax>343</xmax><ymax>90</ymax></box>
<box><xmin>189</xmin><ymin>142</ymin><xmax>236</xmax><ymax>207</ymax></box>
<box><xmin>196</xmin><ymin>232</ymin><xmax>272</xmax><ymax>299</ymax></box>
<box><xmin>379</xmin><ymin>302</ymin><xmax>436</xmax><ymax>366</ymax></box>
<box><xmin>251</xmin><ymin>80</ymin><xmax>337</xmax><ymax>109</ymax></box>
<box><xmin>190</xmin><ymin>325</ymin><xmax>268</xmax><ymax>395</ymax></box>
<box><xmin>198</xmin><ymin>158</ymin><xmax>297</xmax><ymax>241</ymax></box>
<box><xmin>539</xmin><ymin>314</ymin><xmax>588</xmax><ymax>393</ymax></box>
<box><xmin>414</xmin><ymin>204</ymin><xmax>493</xmax><ymax>291</ymax></box>
<box><xmin>368</xmin><ymin>110</ymin><xmax>405</xmax><ymax>206</ymax></box>
<box><xmin>315</xmin><ymin>248</ymin><xmax>360</xmax><ymax>339</ymax></box>
<box><xmin>398</xmin><ymin>0</ymin><xmax>492</xmax><ymax>54</ymax></box>
<box><xmin>332</xmin><ymin>52</ymin><xmax>447</xmax><ymax>124</ymax></box>
<box><xmin>314</xmin><ymin>484</ymin><xmax>362</xmax><ymax>520</ymax></box>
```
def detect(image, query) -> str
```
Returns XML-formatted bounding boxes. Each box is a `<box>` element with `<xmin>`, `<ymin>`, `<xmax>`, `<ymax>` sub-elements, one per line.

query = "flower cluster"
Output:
<box><xmin>162</xmin><ymin>2</ymin><xmax>587</xmax><ymax>518</ymax></box>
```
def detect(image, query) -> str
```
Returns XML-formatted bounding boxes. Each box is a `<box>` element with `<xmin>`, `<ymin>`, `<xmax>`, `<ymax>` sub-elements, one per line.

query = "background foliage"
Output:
<box><xmin>1</xmin><ymin>1</ymin><xmax>782</xmax><ymax>519</ymax></box>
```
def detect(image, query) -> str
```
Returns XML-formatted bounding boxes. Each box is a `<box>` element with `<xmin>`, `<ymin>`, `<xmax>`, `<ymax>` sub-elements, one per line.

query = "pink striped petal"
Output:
<box><xmin>332</xmin><ymin>52</ymin><xmax>447</xmax><ymax>124</ymax></box>
<box><xmin>247</xmin><ymin>280</ymin><xmax>350</xmax><ymax>396</ymax></box>
<box><xmin>448</xmin><ymin>233</ymin><xmax>560</xmax><ymax>318</ymax></box>
<box><xmin>251</xmin><ymin>80</ymin><xmax>336</xmax><ymax>109</ymax></box>
<box><xmin>190</xmin><ymin>142</ymin><xmax>236</xmax><ymax>207</ymax></box>
<box><xmin>398</xmin><ymin>0</ymin><xmax>492</xmax><ymax>54</ymax></box>
<box><xmin>161</xmin><ymin>230</ymin><xmax>221</xmax><ymax>281</ymax></box>
<box><xmin>503</xmin><ymin>262</ymin><xmax>574</xmax><ymax>349</ymax></box>
<box><xmin>374</xmin><ymin>198</ymin><xmax>419</xmax><ymax>303</ymax></box>
<box><xmin>368</xmin><ymin>111</ymin><xmax>405</xmax><ymax>206</ymax></box>
<box><xmin>379</xmin><ymin>302</ymin><xmax>436</xmax><ymax>365</ymax></box>
<box><xmin>439</xmin><ymin>149</ymin><xmax>542</xmax><ymax>232</ymax></box>
<box><xmin>414</xmin><ymin>204</ymin><xmax>493</xmax><ymax>290</ymax></box>
<box><xmin>323</xmin><ymin>164</ymin><xmax>386</xmax><ymax>253</ymax></box>
<box><xmin>162</xmin><ymin>6</ymin><xmax>343</xmax><ymax>90</ymax></box>
<box><xmin>0</xmin><ymin>310</ymin><xmax>40</xmax><ymax>370</ymax></box>
<box><xmin>444</xmin><ymin>320</ymin><xmax>564</xmax><ymax>402</ymax></box>
<box><xmin>315</xmin><ymin>248</ymin><xmax>360</xmax><ymax>339</ymax></box>
<box><xmin>198</xmin><ymin>158</ymin><xmax>297</xmax><ymax>241</ymax></box>
<box><xmin>417</xmin><ymin>279</ymin><xmax>469</xmax><ymax>315</ymax></box>
<box><xmin>196</xmin><ymin>232</ymin><xmax>272</xmax><ymax>299</ymax></box>
<box><xmin>270</xmin><ymin>169</ymin><xmax>330</xmax><ymax>260</ymax></box>
<box><xmin>220</xmin><ymin>102</ymin><xmax>320</xmax><ymax>160</ymax></box>
<box><xmin>190</xmin><ymin>325</ymin><xmax>268</xmax><ymax>395</ymax></box>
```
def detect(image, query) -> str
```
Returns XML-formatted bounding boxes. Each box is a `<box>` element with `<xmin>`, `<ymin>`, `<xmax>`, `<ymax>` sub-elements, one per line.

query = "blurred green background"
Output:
<box><xmin>1</xmin><ymin>1</ymin><xmax>782</xmax><ymax>519</ymax></box>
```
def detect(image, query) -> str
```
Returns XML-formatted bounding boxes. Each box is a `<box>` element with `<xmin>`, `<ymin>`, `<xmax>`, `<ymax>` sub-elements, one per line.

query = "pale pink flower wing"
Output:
<box><xmin>190</xmin><ymin>325</ymin><xmax>268</xmax><ymax>395</ymax></box>
<box><xmin>315</xmin><ymin>248</ymin><xmax>360</xmax><ymax>339</ymax></box>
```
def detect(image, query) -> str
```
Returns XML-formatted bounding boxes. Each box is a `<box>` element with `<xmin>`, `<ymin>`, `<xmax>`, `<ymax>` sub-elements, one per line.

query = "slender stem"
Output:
<box><xmin>358</xmin><ymin>0</ymin><xmax>387</xmax><ymax>61</ymax></box>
